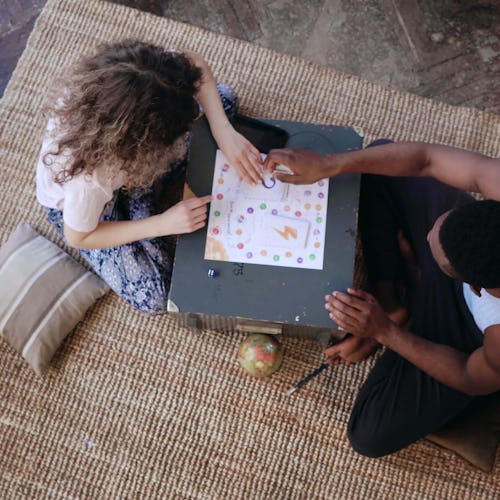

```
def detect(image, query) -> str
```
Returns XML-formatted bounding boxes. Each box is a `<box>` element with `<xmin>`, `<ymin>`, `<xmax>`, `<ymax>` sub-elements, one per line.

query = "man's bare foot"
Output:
<box><xmin>325</xmin><ymin>336</ymin><xmax>379</xmax><ymax>365</ymax></box>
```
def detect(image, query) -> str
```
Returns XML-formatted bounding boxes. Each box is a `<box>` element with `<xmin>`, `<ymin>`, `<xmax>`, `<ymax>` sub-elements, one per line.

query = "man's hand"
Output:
<box><xmin>263</xmin><ymin>148</ymin><xmax>336</xmax><ymax>184</ymax></box>
<box><xmin>325</xmin><ymin>288</ymin><xmax>395</xmax><ymax>342</ymax></box>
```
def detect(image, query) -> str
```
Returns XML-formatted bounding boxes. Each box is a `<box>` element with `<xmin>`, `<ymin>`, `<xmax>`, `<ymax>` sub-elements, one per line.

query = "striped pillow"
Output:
<box><xmin>0</xmin><ymin>222</ymin><xmax>109</xmax><ymax>376</ymax></box>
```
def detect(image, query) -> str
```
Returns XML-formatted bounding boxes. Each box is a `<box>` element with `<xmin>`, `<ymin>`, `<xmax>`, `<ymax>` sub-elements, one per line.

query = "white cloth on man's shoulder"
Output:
<box><xmin>463</xmin><ymin>283</ymin><xmax>500</xmax><ymax>333</ymax></box>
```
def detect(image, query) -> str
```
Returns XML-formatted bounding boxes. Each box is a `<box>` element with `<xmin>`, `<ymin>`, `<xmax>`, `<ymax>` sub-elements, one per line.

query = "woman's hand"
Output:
<box><xmin>156</xmin><ymin>195</ymin><xmax>212</xmax><ymax>236</ymax></box>
<box><xmin>182</xmin><ymin>50</ymin><xmax>262</xmax><ymax>184</ymax></box>
<box><xmin>214</xmin><ymin>125</ymin><xmax>263</xmax><ymax>184</ymax></box>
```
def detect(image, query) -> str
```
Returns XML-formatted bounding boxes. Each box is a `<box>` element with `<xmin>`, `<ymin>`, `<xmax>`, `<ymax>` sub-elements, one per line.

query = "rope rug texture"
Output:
<box><xmin>1</xmin><ymin>0</ymin><xmax>499</xmax><ymax>497</ymax></box>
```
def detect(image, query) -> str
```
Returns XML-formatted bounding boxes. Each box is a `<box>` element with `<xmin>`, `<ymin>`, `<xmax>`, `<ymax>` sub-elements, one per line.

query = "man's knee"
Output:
<box><xmin>347</xmin><ymin>400</ymin><xmax>410</xmax><ymax>458</ymax></box>
<box><xmin>347</xmin><ymin>417</ymin><xmax>391</xmax><ymax>458</ymax></box>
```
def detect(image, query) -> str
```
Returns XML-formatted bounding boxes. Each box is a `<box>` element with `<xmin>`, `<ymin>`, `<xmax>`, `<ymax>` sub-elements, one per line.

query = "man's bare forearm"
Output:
<box><xmin>266</xmin><ymin>141</ymin><xmax>499</xmax><ymax>196</ymax></box>
<box><xmin>329</xmin><ymin>142</ymin><xmax>497</xmax><ymax>197</ymax></box>
<box><xmin>377</xmin><ymin>324</ymin><xmax>493</xmax><ymax>395</ymax></box>
<box><xmin>330</xmin><ymin>142</ymin><xmax>428</xmax><ymax>177</ymax></box>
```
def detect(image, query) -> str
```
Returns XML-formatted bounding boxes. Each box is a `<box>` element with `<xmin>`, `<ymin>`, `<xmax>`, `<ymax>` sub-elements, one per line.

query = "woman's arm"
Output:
<box><xmin>64</xmin><ymin>195</ymin><xmax>212</xmax><ymax>249</ymax></box>
<box><xmin>184</xmin><ymin>50</ymin><xmax>263</xmax><ymax>184</ymax></box>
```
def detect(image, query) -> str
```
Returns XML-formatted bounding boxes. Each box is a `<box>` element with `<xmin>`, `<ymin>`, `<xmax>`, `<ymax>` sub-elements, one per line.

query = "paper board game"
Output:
<box><xmin>205</xmin><ymin>150</ymin><xmax>329</xmax><ymax>270</ymax></box>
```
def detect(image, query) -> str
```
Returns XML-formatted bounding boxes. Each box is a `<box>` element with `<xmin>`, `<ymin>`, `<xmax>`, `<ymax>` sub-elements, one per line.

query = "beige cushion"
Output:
<box><xmin>427</xmin><ymin>393</ymin><xmax>500</xmax><ymax>472</ymax></box>
<box><xmin>0</xmin><ymin>222</ymin><xmax>109</xmax><ymax>375</ymax></box>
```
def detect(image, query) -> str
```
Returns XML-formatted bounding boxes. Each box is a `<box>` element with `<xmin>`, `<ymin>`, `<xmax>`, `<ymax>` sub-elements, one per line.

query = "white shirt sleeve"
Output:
<box><xmin>62</xmin><ymin>173</ymin><xmax>114</xmax><ymax>233</ymax></box>
<box><xmin>36</xmin><ymin>105</ymin><xmax>125</xmax><ymax>230</ymax></box>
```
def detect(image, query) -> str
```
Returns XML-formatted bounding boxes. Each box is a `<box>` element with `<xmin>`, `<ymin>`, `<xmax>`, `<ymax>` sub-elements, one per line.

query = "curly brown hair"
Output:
<box><xmin>43</xmin><ymin>40</ymin><xmax>203</xmax><ymax>188</ymax></box>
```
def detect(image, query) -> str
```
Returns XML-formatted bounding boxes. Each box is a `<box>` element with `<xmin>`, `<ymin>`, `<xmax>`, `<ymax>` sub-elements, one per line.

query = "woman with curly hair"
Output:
<box><xmin>36</xmin><ymin>40</ymin><xmax>262</xmax><ymax>314</ymax></box>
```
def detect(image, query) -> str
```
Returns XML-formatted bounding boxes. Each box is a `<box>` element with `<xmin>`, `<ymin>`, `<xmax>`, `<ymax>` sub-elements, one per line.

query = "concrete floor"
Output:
<box><xmin>1</xmin><ymin>0</ymin><xmax>500</xmax><ymax>114</ymax></box>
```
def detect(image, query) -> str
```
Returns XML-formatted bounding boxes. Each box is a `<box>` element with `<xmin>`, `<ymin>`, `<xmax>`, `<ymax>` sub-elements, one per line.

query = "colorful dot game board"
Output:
<box><xmin>205</xmin><ymin>150</ymin><xmax>329</xmax><ymax>270</ymax></box>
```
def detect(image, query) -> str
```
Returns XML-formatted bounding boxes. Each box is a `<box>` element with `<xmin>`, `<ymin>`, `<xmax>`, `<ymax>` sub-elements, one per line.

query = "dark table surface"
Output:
<box><xmin>168</xmin><ymin>116</ymin><xmax>363</xmax><ymax>329</ymax></box>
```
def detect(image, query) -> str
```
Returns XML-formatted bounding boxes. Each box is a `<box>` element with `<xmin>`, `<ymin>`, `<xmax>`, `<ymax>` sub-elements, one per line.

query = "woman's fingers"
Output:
<box><xmin>236</xmin><ymin>164</ymin><xmax>258</xmax><ymax>185</ymax></box>
<box><xmin>233</xmin><ymin>142</ymin><xmax>263</xmax><ymax>184</ymax></box>
<box><xmin>238</xmin><ymin>152</ymin><xmax>262</xmax><ymax>183</ymax></box>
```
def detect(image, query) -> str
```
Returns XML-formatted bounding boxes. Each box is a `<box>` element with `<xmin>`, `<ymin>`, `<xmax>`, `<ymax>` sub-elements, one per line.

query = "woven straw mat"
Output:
<box><xmin>0</xmin><ymin>0</ymin><xmax>499</xmax><ymax>498</ymax></box>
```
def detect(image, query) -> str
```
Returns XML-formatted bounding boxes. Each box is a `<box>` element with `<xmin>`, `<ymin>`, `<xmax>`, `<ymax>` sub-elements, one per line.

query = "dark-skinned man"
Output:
<box><xmin>264</xmin><ymin>140</ymin><xmax>500</xmax><ymax>457</ymax></box>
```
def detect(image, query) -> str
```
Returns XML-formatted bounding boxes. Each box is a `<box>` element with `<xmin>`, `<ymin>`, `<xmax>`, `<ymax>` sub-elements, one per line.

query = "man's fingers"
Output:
<box><xmin>325</xmin><ymin>293</ymin><xmax>364</xmax><ymax>318</ymax></box>
<box><xmin>324</xmin><ymin>294</ymin><xmax>361</xmax><ymax>331</ymax></box>
<box><xmin>273</xmin><ymin>173</ymin><xmax>300</xmax><ymax>184</ymax></box>
<box><xmin>263</xmin><ymin>149</ymin><xmax>294</xmax><ymax>171</ymax></box>
<box><xmin>328</xmin><ymin>291</ymin><xmax>368</xmax><ymax>312</ymax></box>
<box><xmin>328</xmin><ymin>310</ymin><xmax>357</xmax><ymax>331</ymax></box>
<box><xmin>347</xmin><ymin>288</ymin><xmax>377</xmax><ymax>304</ymax></box>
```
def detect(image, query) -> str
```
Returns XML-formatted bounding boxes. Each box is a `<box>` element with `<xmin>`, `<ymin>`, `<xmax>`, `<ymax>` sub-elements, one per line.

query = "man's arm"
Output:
<box><xmin>378</xmin><ymin>322</ymin><xmax>500</xmax><ymax>396</ymax></box>
<box><xmin>325</xmin><ymin>288</ymin><xmax>500</xmax><ymax>395</ymax></box>
<box><xmin>264</xmin><ymin>142</ymin><xmax>500</xmax><ymax>200</ymax></box>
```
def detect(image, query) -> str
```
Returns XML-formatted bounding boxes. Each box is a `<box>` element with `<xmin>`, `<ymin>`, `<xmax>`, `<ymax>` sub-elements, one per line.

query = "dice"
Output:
<box><xmin>207</xmin><ymin>268</ymin><xmax>218</xmax><ymax>278</ymax></box>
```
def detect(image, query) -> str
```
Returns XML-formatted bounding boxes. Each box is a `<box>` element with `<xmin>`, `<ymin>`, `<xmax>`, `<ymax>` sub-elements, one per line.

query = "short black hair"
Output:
<box><xmin>439</xmin><ymin>200</ymin><xmax>500</xmax><ymax>288</ymax></box>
